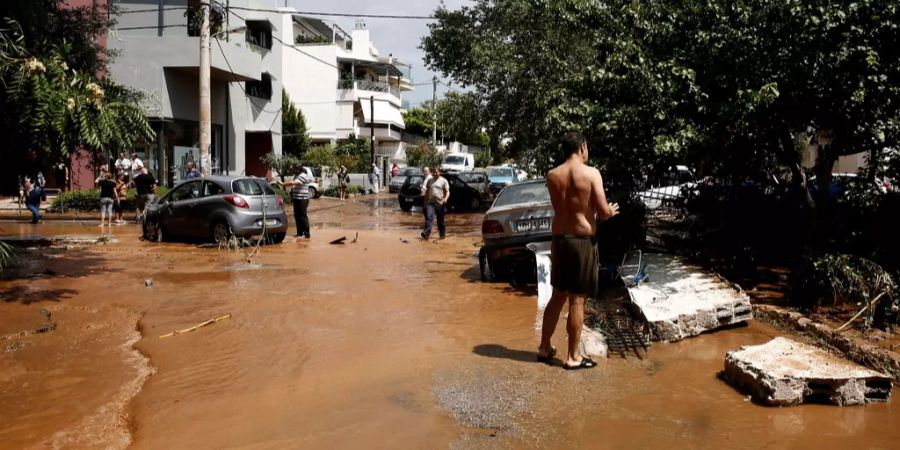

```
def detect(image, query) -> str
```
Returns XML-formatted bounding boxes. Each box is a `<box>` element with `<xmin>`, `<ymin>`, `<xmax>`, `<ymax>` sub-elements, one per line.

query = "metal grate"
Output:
<box><xmin>588</xmin><ymin>293</ymin><xmax>651</xmax><ymax>359</ymax></box>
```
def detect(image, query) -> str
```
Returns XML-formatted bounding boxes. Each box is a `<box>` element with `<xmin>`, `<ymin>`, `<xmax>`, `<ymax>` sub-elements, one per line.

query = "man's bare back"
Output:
<box><xmin>547</xmin><ymin>143</ymin><xmax>618</xmax><ymax>236</ymax></box>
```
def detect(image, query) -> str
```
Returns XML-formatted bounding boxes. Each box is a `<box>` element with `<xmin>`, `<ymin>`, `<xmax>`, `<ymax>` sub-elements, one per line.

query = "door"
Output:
<box><xmin>196</xmin><ymin>180</ymin><xmax>227</xmax><ymax>231</ymax></box>
<box><xmin>166</xmin><ymin>180</ymin><xmax>203</xmax><ymax>236</ymax></box>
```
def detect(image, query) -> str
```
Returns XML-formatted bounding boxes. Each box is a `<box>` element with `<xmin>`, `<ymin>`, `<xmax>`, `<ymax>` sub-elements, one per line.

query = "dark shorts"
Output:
<box><xmin>550</xmin><ymin>235</ymin><xmax>599</xmax><ymax>298</ymax></box>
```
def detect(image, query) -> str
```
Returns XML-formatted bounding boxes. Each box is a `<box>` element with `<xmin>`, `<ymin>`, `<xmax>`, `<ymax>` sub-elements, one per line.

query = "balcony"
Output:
<box><xmin>337</xmin><ymin>79</ymin><xmax>401</xmax><ymax>101</ymax></box>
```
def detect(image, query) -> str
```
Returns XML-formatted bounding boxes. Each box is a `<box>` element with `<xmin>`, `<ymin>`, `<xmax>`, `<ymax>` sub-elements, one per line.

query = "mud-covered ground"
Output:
<box><xmin>1</xmin><ymin>196</ymin><xmax>899</xmax><ymax>449</ymax></box>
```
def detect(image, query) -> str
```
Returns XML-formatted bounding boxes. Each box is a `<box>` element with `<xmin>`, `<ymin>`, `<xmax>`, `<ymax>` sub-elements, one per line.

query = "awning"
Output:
<box><xmin>359</xmin><ymin>98</ymin><xmax>405</xmax><ymax>129</ymax></box>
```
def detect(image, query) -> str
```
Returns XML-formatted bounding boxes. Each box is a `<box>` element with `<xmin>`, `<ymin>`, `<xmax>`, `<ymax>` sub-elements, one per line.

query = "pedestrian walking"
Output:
<box><xmin>130</xmin><ymin>152</ymin><xmax>144</xmax><ymax>181</ymax></box>
<box><xmin>421</xmin><ymin>165</ymin><xmax>449</xmax><ymax>240</ymax></box>
<box><xmin>419</xmin><ymin>166</ymin><xmax>432</xmax><ymax>219</ymax></box>
<box><xmin>537</xmin><ymin>131</ymin><xmax>619</xmax><ymax>370</ymax></box>
<box><xmin>337</xmin><ymin>165</ymin><xmax>349</xmax><ymax>201</ymax></box>
<box><xmin>24</xmin><ymin>177</ymin><xmax>42</xmax><ymax>224</ymax></box>
<box><xmin>284</xmin><ymin>171</ymin><xmax>313</xmax><ymax>239</ymax></box>
<box><xmin>115</xmin><ymin>152</ymin><xmax>132</xmax><ymax>183</ymax></box>
<box><xmin>391</xmin><ymin>163</ymin><xmax>400</xmax><ymax>178</ymax></box>
<box><xmin>370</xmin><ymin>163</ymin><xmax>381</xmax><ymax>194</ymax></box>
<box><xmin>97</xmin><ymin>172</ymin><xmax>117</xmax><ymax>234</ymax></box>
<box><xmin>185</xmin><ymin>161</ymin><xmax>201</xmax><ymax>179</ymax></box>
<box><xmin>133</xmin><ymin>167</ymin><xmax>157</xmax><ymax>222</ymax></box>
<box><xmin>36</xmin><ymin>171</ymin><xmax>47</xmax><ymax>201</ymax></box>
<box><xmin>54</xmin><ymin>159</ymin><xmax>69</xmax><ymax>192</ymax></box>
<box><xmin>114</xmin><ymin>172</ymin><xmax>128</xmax><ymax>225</ymax></box>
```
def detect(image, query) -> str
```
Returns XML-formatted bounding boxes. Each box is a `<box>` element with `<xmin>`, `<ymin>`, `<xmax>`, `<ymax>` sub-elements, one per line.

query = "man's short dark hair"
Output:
<box><xmin>561</xmin><ymin>132</ymin><xmax>585</xmax><ymax>157</ymax></box>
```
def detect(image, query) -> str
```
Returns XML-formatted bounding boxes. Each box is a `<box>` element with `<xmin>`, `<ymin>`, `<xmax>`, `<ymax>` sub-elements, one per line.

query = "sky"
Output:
<box><xmin>282</xmin><ymin>0</ymin><xmax>469</xmax><ymax>106</ymax></box>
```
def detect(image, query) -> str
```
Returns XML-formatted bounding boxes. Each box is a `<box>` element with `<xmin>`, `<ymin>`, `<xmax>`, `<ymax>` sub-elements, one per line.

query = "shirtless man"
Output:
<box><xmin>538</xmin><ymin>131</ymin><xmax>619</xmax><ymax>370</ymax></box>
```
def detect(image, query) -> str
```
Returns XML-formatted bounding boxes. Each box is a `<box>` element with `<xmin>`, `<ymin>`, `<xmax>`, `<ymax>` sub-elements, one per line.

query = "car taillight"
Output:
<box><xmin>482</xmin><ymin>220</ymin><xmax>504</xmax><ymax>235</ymax></box>
<box><xmin>224</xmin><ymin>195</ymin><xmax>249</xmax><ymax>209</ymax></box>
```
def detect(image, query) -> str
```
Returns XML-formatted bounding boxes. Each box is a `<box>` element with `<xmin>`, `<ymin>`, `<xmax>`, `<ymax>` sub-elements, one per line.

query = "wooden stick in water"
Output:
<box><xmin>159</xmin><ymin>314</ymin><xmax>232</xmax><ymax>339</ymax></box>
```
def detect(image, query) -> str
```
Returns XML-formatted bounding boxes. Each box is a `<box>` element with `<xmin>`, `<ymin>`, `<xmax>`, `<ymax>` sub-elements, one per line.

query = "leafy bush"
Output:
<box><xmin>322</xmin><ymin>184</ymin><xmax>361</xmax><ymax>198</ymax></box>
<box><xmin>791</xmin><ymin>253</ymin><xmax>897</xmax><ymax>328</ymax></box>
<box><xmin>51</xmin><ymin>186</ymin><xmax>169</xmax><ymax>211</ymax></box>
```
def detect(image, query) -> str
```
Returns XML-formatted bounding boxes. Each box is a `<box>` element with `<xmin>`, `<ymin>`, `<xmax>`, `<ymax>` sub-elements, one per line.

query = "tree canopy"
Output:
<box><xmin>282</xmin><ymin>89</ymin><xmax>310</xmax><ymax>158</ymax></box>
<box><xmin>422</xmin><ymin>0</ymin><xmax>900</xmax><ymax>182</ymax></box>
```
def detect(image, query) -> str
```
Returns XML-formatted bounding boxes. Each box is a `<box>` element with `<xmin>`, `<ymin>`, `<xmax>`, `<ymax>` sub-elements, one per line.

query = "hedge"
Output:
<box><xmin>50</xmin><ymin>187</ymin><xmax>170</xmax><ymax>212</ymax></box>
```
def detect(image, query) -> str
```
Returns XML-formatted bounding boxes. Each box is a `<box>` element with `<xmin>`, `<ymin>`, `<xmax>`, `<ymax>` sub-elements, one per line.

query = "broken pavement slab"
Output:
<box><xmin>723</xmin><ymin>337</ymin><xmax>892</xmax><ymax>406</ymax></box>
<box><xmin>627</xmin><ymin>253</ymin><xmax>752</xmax><ymax>342</ymax></box>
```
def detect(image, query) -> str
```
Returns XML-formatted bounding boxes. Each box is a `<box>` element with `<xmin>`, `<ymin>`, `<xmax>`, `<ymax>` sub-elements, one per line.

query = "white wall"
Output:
<box><xmin>282</xmin><ymin>42</ymin><xmax>339</xmax><ymax>141</ymax></box>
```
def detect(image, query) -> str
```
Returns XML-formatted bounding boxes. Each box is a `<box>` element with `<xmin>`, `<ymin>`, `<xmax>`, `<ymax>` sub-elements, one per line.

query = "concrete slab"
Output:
<box><xmin>627</xmin><ymin>253</ymin><xmax>751</xmax><ymax>342</ymax></box>
<box><xmin>723</xmin><ymin>337</ymin><xmax>893</xmax><ymax>406</ymax></box>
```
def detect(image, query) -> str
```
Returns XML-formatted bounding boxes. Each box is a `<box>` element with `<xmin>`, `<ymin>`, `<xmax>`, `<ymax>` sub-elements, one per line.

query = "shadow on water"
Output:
<box><xmin>472</xmin><ymin>344</ymin><xmax>543</xmax><ymax>364</ymax></box>
<box><xmin>1</xmin><ymin>286</ymin><xmax>78</xmax><ymax>304</ymax></box>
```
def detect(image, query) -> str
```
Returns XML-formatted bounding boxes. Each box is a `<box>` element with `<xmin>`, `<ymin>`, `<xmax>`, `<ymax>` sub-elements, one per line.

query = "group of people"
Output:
<box><xmin>96</xmin><ymin>153</ymin><xmax>157</xmax><ymax>234</ymax></box>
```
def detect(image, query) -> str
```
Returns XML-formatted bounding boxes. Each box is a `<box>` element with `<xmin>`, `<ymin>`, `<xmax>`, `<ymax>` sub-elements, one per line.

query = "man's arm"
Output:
<box><xmin>442</xmin><ymin>179</ymin><xmax>450</xmax><ymax>203</ymax></box>
<box><xmin>591</xmin><ymin>170</ymin><xmax>619</xmax><ymax>220</ymax></box>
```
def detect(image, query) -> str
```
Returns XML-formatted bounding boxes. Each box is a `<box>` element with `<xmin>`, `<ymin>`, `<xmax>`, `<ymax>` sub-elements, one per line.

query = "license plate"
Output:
<box><xmin>266</xmin><ymin>219</ymin><xmax>278</xmax><ymax>226</ymax></box>
<box><xmin>517</xmin><ymin>217</ymin><xmax>550</xmax><ymax>232</ymax></box>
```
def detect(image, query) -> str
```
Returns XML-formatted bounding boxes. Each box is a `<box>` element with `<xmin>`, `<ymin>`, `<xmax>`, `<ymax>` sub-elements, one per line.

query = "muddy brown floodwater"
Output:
<box><xmin>1</xmin><ymin>196</ymin><xmax>898</xmax><ymax>449</ymax></box>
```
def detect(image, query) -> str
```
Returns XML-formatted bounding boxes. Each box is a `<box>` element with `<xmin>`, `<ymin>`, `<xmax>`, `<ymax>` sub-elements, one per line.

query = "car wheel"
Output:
<box><xmin>399</xmin><ymin>198</ymin><xmax>412</xmax><ymax>212</ymax></box>
<box><xmin>469</xmin><ymin>197</ymin><xmax>482</xmax><ymax>210</ymax></box>
<box><xmin>309</xmin><ymin>186</ymin><xmax>318</xmax><ymax>199</ymax></box>
<box><xmin>211</xmin><ymin>221</ymin><xmax>233</xmax><ymax>244</ymax></box>
<box><xmin>480</xmin><ymin>251</ymin><xmax>504</xmax><ymax>282</ymax></box>
<box><xmin>143</xmin><ymin>219</ymin><xmax>162</xmax><ymax>242</ymax></box>
<box><xmin>266</xmin><ymin>232</ymin><xmax>286</xmax><ymax>245</ymax></box>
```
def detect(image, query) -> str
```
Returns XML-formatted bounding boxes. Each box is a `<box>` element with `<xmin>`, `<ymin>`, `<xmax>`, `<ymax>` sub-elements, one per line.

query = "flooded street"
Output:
<box><xmin>1</xmin><ymin>197</ymin><xmax>898</xmax><ymax>449</ymax></box>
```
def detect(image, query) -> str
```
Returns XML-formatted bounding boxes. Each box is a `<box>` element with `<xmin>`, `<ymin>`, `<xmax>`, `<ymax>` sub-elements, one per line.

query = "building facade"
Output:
<box><xmin>280</xmin><ymin>15</ymin><xmax>414</xmax><ymax>171</ymax></box>
<box><xmin>108</xmin><ymin>0</ymin><xmax>282</xmax><ymax>186</ymax></box>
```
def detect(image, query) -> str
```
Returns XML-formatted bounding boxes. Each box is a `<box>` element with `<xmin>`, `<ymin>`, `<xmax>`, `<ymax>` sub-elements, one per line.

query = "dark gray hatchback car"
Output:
<box><xmin>143</xmin><ymin>176</ymin><xmax>288</xmax><ymax>244</ymax></box>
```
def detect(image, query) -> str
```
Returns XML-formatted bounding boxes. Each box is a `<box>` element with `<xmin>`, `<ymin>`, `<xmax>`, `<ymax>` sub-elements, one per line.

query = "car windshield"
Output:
<box><xmin>493</xmin><ymin>182</ymin><xmax>550</xmax><ymax>207</ymax></box>
<box><xmin>406</xmin><ymin>175</ymin><xmax>424</xmax><ymax>187</ymax></box>
<box><xmin>445</xmin><ymin>155</ymin><xmax>465</xmax><ymax>164</ymax></box>
<box><xmin>458</xmin><ymin>173</ymin><xmax>486</xmax><ymax>183</ymax></box>
<box><xmin>400</xmin><ymin>167</ymin><xmax>421</xmax><ymax>176</ymax></box>
<box><xmin>489</xmin><ymin>167</ymin><xmax>514</xmax><ymax>177</ymax></box>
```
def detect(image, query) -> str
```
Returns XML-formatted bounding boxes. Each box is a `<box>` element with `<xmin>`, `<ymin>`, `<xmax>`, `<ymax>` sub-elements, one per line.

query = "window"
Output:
<box><xmin>493</xmin><ymin>182</ymin><xmax>550</xmax><ymax>207</ymax></box>
<box><xmin>170</xmin><ymin>181</ymin><xmax>202</xmax><ymax>201</ymax></box>
<box><xmin>246</xmin><ymin>73</ymin><xmax>272</xmax><ymax>100</ymax></box>
<box><xmin>246</xmin><ymin>21</ymin><xmax>272</xmax><ymax>50</ymax></box>
<box><xmin>203</xmin><ymin>181</ymin><xmax>225</xmax><ymax>197</ymax></box>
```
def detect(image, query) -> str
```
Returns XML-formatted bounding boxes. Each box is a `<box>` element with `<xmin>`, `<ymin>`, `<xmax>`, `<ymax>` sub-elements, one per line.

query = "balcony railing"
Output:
<box><xmin>337</xmin><ymin>80</ymin><xmax>400</xmax><ymax>98</ymax></box>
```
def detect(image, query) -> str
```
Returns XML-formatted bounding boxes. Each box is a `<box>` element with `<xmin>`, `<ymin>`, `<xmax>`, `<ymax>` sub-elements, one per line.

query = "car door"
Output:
<box><xmin>196</xmin><ymin>180</ymin><xmax>226</xmax><ymax>232</ymax></box>
<box><xmin>167</xmin><ymin>180</ymin><xmax>202</xmax><ymax>236</ymax></box>
<box><xmin>447</xmin><ymin>176</ymin><xmax>471</xmax><ymax>210</ymax></box>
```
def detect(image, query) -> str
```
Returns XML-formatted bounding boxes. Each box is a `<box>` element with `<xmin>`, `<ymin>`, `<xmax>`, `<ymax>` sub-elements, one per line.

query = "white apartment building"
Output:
<box><xmin>278</xmin><ymin>14</ymin><xmax>414</xmax><ymax>170</ymax></box>
<box><xmin>108</xmin><ymin>0</ymin><xmax>283</xmax><ymax>185</ymax></box>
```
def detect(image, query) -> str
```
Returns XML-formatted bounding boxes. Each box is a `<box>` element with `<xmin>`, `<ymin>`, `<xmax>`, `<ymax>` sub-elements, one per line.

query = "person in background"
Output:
<box><xmin>24</xmin><ymin>177</ymin><xmax>42</xmax><ymax>224</ymax></box>
<box><xmin>55</xmin><ymin>159</ymin><xmax>69</xmax><ymax>192</ymax></box>
<box><xmin>97</xmin><ymin>172</ymin><xmax>117</xmax><ymax>235</ymax></box>
<box><xmin>36</xmin><ymin>171</ymin><xmax>46</xmax><ymax>201</ymax></box>
<box><xmin>391</xmin><ymin>163</ymin><xmax>400</xmax><ymax>178</ymax></box>
<box><xmin>114</xmin><ymin>172</ymin><xmax>128</xmax><ymax>225</ymax></box>
<box><xmin>421</xmin><ymin>165</ymin><xmax>449</xmax><ymax>240</ymax></box>
<box><xmin>185</xmin><ymin>161</ymin><xmax>201</xmax><ymax>179</ymax></box>
<box><xmin>370</xmin><ymin>163</ymin><xmax>381</xmax><ymax>194</ymax></box>
<box><xmin>133</xmin><ymin>167</ymin><xmax>157</xmax><ymax>223</ymax></box>
<box><xmin>419</xmin><ymin>166</ymin><xmax>432</xmax><ymax>221</ymax></box>
<box><xmin>284</xmin><ymin>170</ymin><xmax>313</xmax><ymax>239</ymax></box>
<box><xmin>337</xmin><ymin>165</ymin><xmax>349</xmax><ymax>201</ymax></box>
<box><xmin>115</xmin><ymin>152</ymin><xmax>132</xmax><ymax>183</ymax></box>
<box><xmin>130</xmin><ymin>152</ymin><xmax>144</xmax><ymax>182</ymax></box>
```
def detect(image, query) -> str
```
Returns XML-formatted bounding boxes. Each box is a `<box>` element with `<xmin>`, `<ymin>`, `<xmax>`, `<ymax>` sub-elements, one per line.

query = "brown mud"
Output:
<box><xmin>0</xmin><ymin>196</ymin><xmax>898</xmax><ymax>449</ymax></box>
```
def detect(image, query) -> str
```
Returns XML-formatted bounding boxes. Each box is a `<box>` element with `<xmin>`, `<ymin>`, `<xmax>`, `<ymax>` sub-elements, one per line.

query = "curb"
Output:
<box><xmin>753</xmin><ymin>304</ymin><xmax>900</xmax><ymax>380</ymax></box>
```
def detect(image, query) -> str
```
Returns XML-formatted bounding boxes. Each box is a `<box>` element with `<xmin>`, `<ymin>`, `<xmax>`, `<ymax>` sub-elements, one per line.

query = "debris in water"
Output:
<box><xmin>351</xmin><ymin>232</ymin><xmax>359</xmax><ymax>243</ymax></box>
<box><xmin>144</xmin><ymin>278</ymin><xmax>153</xmax><ymax>287</ymax></box>
<box><xmin>329</xmin><ymin>237</ymin><xmax>347</xmax><ymax>245</ymax></box>
<box><xmin>159</xmin><ymin>314</ymin><xmax>232</xmax><ymax>339</ymax></box>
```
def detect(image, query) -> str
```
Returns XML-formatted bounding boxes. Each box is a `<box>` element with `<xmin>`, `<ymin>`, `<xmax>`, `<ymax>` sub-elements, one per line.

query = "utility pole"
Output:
<box><xmin>432</xmin><ymin>76</ymin><xmax>437</xmax><ymax>147</ymax></box>
<box><xmin>198</xmin><ymin>0</ymin><xmax>212</xmax><ymax>176</ymax></box>
<box><xmin>370</xmin><ymin>95</ymin><xmax>375</xmax><ymax>165</ymax></box>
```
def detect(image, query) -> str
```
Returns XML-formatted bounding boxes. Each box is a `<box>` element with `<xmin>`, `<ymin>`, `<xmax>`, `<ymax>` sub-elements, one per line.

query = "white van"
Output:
<box><xmin>441</xmin><ymin>153</ymin><xmax>475</xmax><ymax>174</ymax></box>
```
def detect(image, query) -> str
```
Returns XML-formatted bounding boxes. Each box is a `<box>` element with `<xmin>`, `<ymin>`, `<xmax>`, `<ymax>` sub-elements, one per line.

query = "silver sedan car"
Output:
<box><xmin>480</xmin><ymin>179</ymin><xmax>553</xmax><ymax>280</ymax></box>
<box><xmin>143</xmin><ymin>176</ymin><xmax>289</xmax><ymax>244</ymax></box>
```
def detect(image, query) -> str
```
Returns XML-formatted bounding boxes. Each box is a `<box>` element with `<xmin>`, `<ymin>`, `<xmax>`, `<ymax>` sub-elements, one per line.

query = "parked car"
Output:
<box><xmin>457</xmin><ymin>170</ymin><xmax>493</xmax><ymax>203</ymax></box>
<box><xmin>487</xmin><ymin>166</ymin><xmax>520</xmax><ymax>194</ymax></box>
<box><xmin>389</xmin><ymin>166</ymin><xmax>422</xmax><ymax>193</ymax></box>
<box><xmin>270</xmin><ymin>166</ymin><xmax>321</xmax><ymax>198</ymax></box>
<box><xmin>480</xmin><ymin>179</ymin><xmax>553</xmax><ymax>280</ymax></box>
<box><xmin>809</xmin><ymin>172</ymin><xmax>890</xmax><ymax>198</ymax></box>
<box><xmin>639</xmin><ymin>165</ymin><xmax>696</xmax><ymax>209</ymax></box>
<box><xmin>143</xmin><ymin>176</ymin><xmax>288</xmax><ymax>244</ymax></box>
<box><xmin>398</xmin><ymin>173</ymin><xmax>486</xmax><ymax>212</ymax></box>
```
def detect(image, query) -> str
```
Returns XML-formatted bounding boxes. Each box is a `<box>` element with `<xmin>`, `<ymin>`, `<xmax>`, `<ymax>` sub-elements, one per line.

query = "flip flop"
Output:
<box><xmin>563</xmin><ymin>358</ymin><xmax>598</xmax><ymax>371</ymax></box>
<box><xmin>536</xmin><ymin>347</ymin><xmax>557</xmax><ymax>365</ymax></box>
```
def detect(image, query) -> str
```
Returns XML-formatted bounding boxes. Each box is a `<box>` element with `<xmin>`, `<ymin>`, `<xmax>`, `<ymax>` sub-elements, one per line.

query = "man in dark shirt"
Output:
<box><xmin>24</xmin><ymin>178</ymin><xmax>42</xmax><ymax>224</ymax></box>
<box><xmin>133</xmin><ymin>168</ymin><xmax>157</xmax><ymax>222</ymax></box>
<box><xmin>185</xmin><ymin>161</ymin><xmax>201</xmax><ymax>179</ymax></box>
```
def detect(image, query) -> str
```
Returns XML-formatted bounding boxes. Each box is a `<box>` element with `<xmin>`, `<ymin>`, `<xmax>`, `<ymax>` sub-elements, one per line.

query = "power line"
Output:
<box><xmin>218</xmin><ymin>4</ymin><xmax>435</xmax><ymax>20</ymax></box>
<box><xmin>115</xmin><ymin>24</ymin><xmax>186</xmax><ymax>31</ymax></box>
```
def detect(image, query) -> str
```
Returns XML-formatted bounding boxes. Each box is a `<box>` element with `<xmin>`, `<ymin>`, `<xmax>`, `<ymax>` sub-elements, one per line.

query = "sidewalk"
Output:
<box><xmin>0</xmin><ymin>195</ymin><xmax>99</xmax><ymax>221</ymax></box>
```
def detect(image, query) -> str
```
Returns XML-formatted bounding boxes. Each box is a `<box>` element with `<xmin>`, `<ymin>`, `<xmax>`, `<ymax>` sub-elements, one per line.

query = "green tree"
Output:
<box><xmin>405</xmin><ymin>142</ymin><xmax>442</xmax><ymax>168</ymax></box>
<box><xmin>335</xmin><ymin>134</ymin><xmax>371</xmax><ymax>172</ymax></box>
<box><xmin>435</xmin><ymin>91</ymin><xmax>488</xmax><ymax>147</ymax></box>
<box><xmin>402</xmin><ymin>106</ymin><xmax>436</xmax><ymax>138</ymax></box>
<box><xmin>281</xmin><ymin>89</ymin><xmax>310</xmax><ymax>157</ymax></box>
